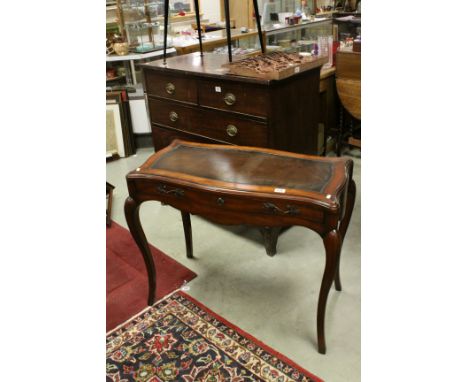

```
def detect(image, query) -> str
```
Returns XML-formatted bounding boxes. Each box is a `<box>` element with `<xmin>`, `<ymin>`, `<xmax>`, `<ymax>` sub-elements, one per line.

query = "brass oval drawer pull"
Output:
<box><xmin>223</xmin><ymin>92</ymin><xmax>236</xmax><ymax>105</ymax></box>
<box><xmin>169</xmin><ymin>111</ymin><xmax>179</xmax><ymax>122</ymax></box>
<box><xmin>226</xmin><ymin>124</ymin><xmax>238</xmax><ymax>137</ymax></box>
<box><xmin>263</xmin><ymin>202</ymin><xmax>299</xmax><ymax>216</ymax></box>
<box><xmin>157</xmin><ymin>184</ymin><xmax>184</xmax><ymax>197</ymax></box>
<box><xmin>165</xmin><ymin>82</ymin><xmax>175</xmax><ymax>94</ymax></box>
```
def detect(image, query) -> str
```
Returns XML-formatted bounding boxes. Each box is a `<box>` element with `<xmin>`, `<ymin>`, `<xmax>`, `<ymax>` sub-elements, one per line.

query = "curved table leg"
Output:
<box><xmin>317</xmin><ymin>229</ymin><xmax>342</xmax><ymax>354</ymax></box>
<box><xmin>124</xmin><ymin>197</ymin><xmax>156</xmax><ymax>306</ymax></box>
<box><xmin>181</xmin><ymin>211</ymin><xmax>193</xmax><ymax>259</ymax></box>
<box><xmin>334</xmin><ymin>179</ymin><xmax>356</xmax><ymax>291</ymax></box>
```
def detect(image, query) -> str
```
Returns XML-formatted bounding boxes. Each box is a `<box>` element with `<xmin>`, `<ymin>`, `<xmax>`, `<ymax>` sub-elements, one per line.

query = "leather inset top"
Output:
<box><xmin>151</xmin><ymin>145</ymin><xmax>333</xmax><ymax>193</ymax></box>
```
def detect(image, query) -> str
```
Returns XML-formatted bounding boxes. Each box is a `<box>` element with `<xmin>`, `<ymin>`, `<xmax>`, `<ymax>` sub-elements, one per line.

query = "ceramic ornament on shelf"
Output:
<box><xmin>113</xmin><ymin>42</ymin><xmax>129</xmax><ymax>55</ymax></box>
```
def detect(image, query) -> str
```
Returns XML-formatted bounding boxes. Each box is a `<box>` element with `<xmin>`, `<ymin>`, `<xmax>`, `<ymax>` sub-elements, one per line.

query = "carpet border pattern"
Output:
<box><xmin>107</xmin><ymin>291</ymin><xmax>323</xmax><ymax>382</ymax></box>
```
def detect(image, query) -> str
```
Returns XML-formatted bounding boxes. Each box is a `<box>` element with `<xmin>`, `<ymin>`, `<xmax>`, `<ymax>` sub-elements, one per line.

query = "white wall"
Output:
<box><xmin>201</xmin><ymin>0</ymin><xmax>222</xmax><ymax>23</ymax></box>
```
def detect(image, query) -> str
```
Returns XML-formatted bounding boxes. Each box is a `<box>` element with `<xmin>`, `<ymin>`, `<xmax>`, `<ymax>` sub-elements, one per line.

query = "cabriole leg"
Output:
<box><xmin>334</xmin><ymin>179</ymin><xmax>356</xmax><ymax>291</ymax></box>
<box><xmin>124</xmin><ymin>197</ymin><xmax>156</xmax><ymax>306</ymax></box>
<box><xmin>317</xmin><ymin>229</ymin><xmax>342</xmax><ymax>354</ymax></box>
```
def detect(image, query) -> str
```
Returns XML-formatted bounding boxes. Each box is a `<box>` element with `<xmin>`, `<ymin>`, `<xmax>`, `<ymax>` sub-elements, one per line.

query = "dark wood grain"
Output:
<box><xmin>145</xmin><ymin>71</ymin><xmax>198</xmax><ymax>104</ymax></box>
<box><xmin>151</xmin><ymin>125</ymin><xmax>215</xmax><ymax>150</ymax></box>
<box><xmin>197</xmin><ymin>79</ymin><xmax>268</xmax><ymax>117</ymax></box>
<box><xmin>269</xmin><ymin>69</ymin><xmax>320</xmax><ymax>154</ymax></box>
<box><xmin>147</xmin><ymin>98</ymin><xmax>269</xmax><ymax>147</ymax></box>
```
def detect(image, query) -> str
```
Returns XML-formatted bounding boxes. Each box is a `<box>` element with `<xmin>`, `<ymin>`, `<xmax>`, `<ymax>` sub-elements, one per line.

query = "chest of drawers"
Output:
<box><xmin>142</xmin><ymin>53</ymin><xmax>324</xmax><ymax>155</ymax></box>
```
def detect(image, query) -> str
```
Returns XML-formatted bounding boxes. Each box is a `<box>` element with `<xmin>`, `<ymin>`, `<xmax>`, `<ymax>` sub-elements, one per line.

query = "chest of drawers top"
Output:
<box><xmin>141</xmin><ymin>52</ymin><xmax>273</xmax><ymax>85</ymax></box>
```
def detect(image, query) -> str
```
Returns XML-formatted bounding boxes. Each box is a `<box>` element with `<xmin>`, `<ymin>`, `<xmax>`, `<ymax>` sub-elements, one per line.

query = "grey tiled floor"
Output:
<box><xmin>107</xmin><ymin>147</ymin><xmax>361</xmax><ymax>382</ymax></box>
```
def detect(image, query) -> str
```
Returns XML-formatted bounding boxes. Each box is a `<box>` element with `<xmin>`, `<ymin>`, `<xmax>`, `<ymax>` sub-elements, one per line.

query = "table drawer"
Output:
<box><xmin>148</xmin><ymin>98</ymin><xmax>269</xmax><ymax>147</ymax></box>
<box><xmin>198</xmin><ymin>79</ymin><xmax>268</xmax><ymax>117</ymax></box>
<box><xmin>132</xmin><ymin>179</ymin><xmax>325</xmax><ymax>225</ymax></box>
<box><xmin>198</xmin><ymin>193</ymin><xmax>325</xmax><ymax>225</ymax></box>
<box><xmin>145</xmin><ymin>71</ymin><xmax>197</xmax><ymax>104</ymax></box>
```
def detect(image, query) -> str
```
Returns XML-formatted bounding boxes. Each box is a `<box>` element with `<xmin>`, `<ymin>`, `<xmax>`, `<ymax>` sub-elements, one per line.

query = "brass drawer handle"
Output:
<box><xmin>217</xmin><ymin>197</ymin><xmax>225</xmax><ymax>206</ymax></box>
<box><xmin>165</xmin><ymin>82</ymin><xmax>175</xmax><ymax>94</ymax></box>
<box><xmin>169</xmin><ymin>111</ymin><xmax>179</xmax><ymax>122</ymax></box>
<box><xmin>223</xmin><ymin>92</ymin><xmax>236</xmax><ymax>106</ymax></box>
<box><xmin>226</xmin><ymin>124</ymin><xmax>238</xmax><ymax>137</ymax></box>
<box><xmin>157</xmin><ymin>184</ymin><xmax>184</xmax><ymax>197</ymax></box>
<box><xmin>263</xmin><ymin>202</ymin><xmax>299</xmax><ymax>216</ymax></box>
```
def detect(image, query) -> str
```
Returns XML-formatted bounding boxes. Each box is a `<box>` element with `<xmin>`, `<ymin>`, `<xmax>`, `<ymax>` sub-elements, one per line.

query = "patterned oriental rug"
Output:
<box><xmin>107</xmin><ymin>221</ymin><xmax>197</xmax><ymax>332</ymax></box>
<box><xmin>106</xmin><ymin>291</ymin><xmax>323</xmax><ymax>382</ymax></box>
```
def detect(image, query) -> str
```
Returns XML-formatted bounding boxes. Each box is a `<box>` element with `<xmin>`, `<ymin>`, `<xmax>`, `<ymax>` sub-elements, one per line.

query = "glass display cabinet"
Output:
<box><xmin>121</xmin><ymin>1</ymin><xmax>162</xmax><ymax>52</ymax></box>
<box><xmin>263</xmin><ymin>18</ymin><xmax>333</xmax><ymax>54</ymax></box>
<box><xmin>173</xmin><ymin>28</ymin><xmax>261</xmax><ymax>57</ymax></box>
<box><xmin>118</xmin><ymin>0</ymin><xmax>195</xmax><ymax>53</ymax></box>
<box><xmin>171</xmin><ymin>18</ymin><xmax>333</xmax><ymax>59</ymax></box>
<box><xmin>333</xmin><ymin>13</ymin><xmax>360</xmax><ymax>42</ymax></box>
<box><xmin>254</xmin><ymin>0</ymin><xmax>334</xmax><ymax>55</ymax></box>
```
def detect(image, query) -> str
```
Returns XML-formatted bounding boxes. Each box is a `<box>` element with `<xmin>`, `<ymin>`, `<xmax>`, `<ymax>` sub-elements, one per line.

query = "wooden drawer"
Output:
<box><xmin>145</xmin><ymin>71</ymin><xmax>197</xmax><ymax>104</ymax></box>
<box><xmin>132</xmin><ymin>179</ymin><xmax>325</xmax><ymax>226</ymax></box>
<box><xmin>192</xmin><ymin>109</ymin><xmax>268</xmax><ymax>147</ymax></box>
<box><xmin>148</xmin><ymin>97</ymin><xmax>197</xmax><ymax>130</ymax></box>
<box><xmin>148</xmin><ymin>98</ymin><xmax>268</xmax><ymax>147</ymax></box>
<box><xmin>151</xmin><ymin>125</ymin><xmax>216</xmax><ymax>151</ymax></box>
<box><xmin>198</xmin><ymin>79</ymin><xmax>268</xmax><ymax>117</ymax></box>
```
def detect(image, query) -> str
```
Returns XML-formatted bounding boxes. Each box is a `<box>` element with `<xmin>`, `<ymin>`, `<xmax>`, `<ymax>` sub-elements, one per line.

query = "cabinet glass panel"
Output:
<box><xmin>121</xmin><ymin>0</ymin><xmax>194</xmax><ymax>52</ymax></box>
<box><xmin>264</xmin><ymin>20</ymin><xmax>332</xmax><ymax>54</ymax></box>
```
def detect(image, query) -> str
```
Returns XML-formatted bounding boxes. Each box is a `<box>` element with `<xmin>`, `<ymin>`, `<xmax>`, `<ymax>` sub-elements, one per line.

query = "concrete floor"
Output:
<box><xmin>107</xmin><ymin>147</ymin><xmax>361</xmax><ymax>382</ymax></box>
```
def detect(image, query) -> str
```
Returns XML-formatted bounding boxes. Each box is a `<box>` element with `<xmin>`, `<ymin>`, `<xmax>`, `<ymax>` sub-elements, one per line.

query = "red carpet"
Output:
<box><xmin>106</xmin><ymin>221</ymin><xmax>197</xmax><ymax>332</ymax></box>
